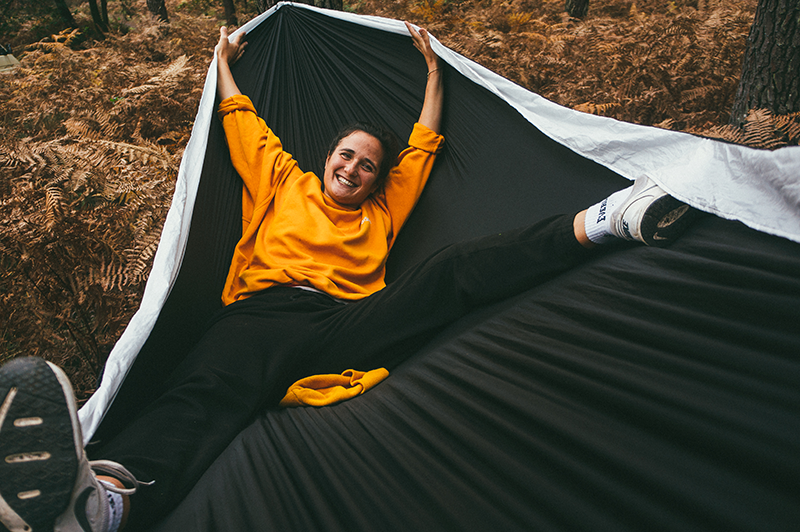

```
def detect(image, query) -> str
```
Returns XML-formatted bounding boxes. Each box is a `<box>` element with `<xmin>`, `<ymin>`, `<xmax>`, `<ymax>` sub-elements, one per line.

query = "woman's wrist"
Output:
<box><xmin>427</xmin><ymin>60</ymin><xmax>441</xmax><ymax>77</ymax></box>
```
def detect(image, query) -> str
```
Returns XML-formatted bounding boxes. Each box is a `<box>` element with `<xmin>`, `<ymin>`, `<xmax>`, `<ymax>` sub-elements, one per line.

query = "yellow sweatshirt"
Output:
<box><xmin>218</xmin><ymin>95</ymin><xmax>445</xmax><ymax>305</ymax></box>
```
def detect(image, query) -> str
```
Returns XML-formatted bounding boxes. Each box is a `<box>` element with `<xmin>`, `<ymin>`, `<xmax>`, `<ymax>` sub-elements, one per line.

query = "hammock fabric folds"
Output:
<box><xmin>82</xmin><ymin>4</ymin><xmax>800</xmax><ymax>531</ymax></box>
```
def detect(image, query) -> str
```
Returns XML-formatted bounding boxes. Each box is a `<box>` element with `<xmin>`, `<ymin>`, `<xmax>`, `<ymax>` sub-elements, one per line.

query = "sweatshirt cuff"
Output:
<box><xmin>409</xmin><ymin>123</ymin><xmax>445</xmax><ymax>153</ymax></box>
<box><xmin>218</xmin><ymin>94</ymin><xmax>257</xmax><ymax>119</ymax></box>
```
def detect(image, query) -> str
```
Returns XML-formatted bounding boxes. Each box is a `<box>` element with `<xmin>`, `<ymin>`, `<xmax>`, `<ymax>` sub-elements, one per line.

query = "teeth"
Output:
<box><xmin>337</xmin><ymin>176</ymin><xmax>356</xmax><ymax>188</ymax></box>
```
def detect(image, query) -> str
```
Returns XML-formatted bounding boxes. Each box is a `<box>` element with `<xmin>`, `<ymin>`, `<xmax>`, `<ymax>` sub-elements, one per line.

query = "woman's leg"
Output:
<box><xmin>308</xmin><ymin>213</ymin><xmax>594</xmax><ymax>374</ymax></box>
<box><xmin>90</xmin><ymin>288</ymin><xmax>341</xmax><ymax>529</ymax></box>
<box><xmin>311</xmin><ymin>173</ymin><xmax>701</xmax><ymax>374</ymax></box>
<box><xmin>102</xmin><ymin>213</ymin><xmax>589</xmax><ymax>517</ymax></box>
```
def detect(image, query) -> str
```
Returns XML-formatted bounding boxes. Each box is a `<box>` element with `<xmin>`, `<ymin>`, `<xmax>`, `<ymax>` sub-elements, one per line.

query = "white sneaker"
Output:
<box><xmin>0</xmin><ymin>357</ymin><xmax>142</xmax><ymax>532</ymax></box>
<box><xmin>611</xmin><ymin>176</ymin><xmax>699</xmax><ymax>247</ymax></box>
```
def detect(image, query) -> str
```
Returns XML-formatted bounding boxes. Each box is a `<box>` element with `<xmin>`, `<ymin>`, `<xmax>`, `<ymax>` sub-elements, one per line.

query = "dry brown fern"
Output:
<box><xmin>691</xmin><ymin>109</ymin><xmax>799</xmax><ymax>149</ymax></box>
<box><xmin>25</xmin><ymin>28</ymin><xmax>81</xmax><ymax>52</ymax></box>
<box><xmin>740</xmin><ymin>109</ymin><xmax>783</xmax><ymax>149</ymax></box>
<box><xmin>0</xmin><ymin>0</ymin><xmax>217</xmax><ymax>397</ymax></box>
<box><xmin>123</xmin><ymin>54</ymin><xmax>191</xmax><ymax>95</ymax></box>
<box><xmin>574</xmin><ymin>101</ymin><xmax>621</xmax><ymax>116</ymax></box>
<box><xmin>358</xmin><ymin>0</ymin><xmax>757</xmax><ymax>129</ymax></box>
<box><xmin>775</xmin><ymin>112</ymin><xmax>800</xmax><ymax>144</ymax></box>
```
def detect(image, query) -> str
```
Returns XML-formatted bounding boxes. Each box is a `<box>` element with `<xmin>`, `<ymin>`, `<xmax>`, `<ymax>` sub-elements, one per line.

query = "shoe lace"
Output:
<box><xmin>90</xmin><ymin>459</ymin><xmax>154</xmax><ymax>495</ymax></box>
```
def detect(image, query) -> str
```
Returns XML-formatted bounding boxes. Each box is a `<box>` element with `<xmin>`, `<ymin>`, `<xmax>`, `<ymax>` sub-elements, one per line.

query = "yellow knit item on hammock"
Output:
<box><xmin>279</xmin><ymin>368</ymin><xmax>390</xmax><ymax>407</ymax></box>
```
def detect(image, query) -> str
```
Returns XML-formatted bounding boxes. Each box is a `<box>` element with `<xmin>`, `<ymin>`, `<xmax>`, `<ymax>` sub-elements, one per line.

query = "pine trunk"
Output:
<box><xmin>222</xmin><ymin>0</ymin><xmax>238</xmax><ymax>26</ymax></box>
<box><xmin>147</xmin><ymin>0</ymin><xmax>169</xmax><ymax>23</ymax></box>
<box><xmin>87</xmin><ymin>0</ymin><xmax>108</xmax><ymax>32</ymax></box>
<box><xmin>53</xmin><ymin>0</ymin><xmax>77</xmax><ymax>28</ymax></box>
<box><xmin>729</xmin><ymin>0</ymin><xmax>800</xmax><ymax>126</ymax></box>
<box><xmin>566</xmin><ymin>0</ymin><xmax>589</xmax><ymax>18</ymax></box>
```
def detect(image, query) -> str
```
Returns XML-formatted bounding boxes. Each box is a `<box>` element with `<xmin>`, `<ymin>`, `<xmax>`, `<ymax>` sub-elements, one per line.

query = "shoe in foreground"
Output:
<box><xmin>0</xmin><ymin>357</ymin><xmax>137</xmax><ymax>532</ymax></box>
<box><xmin>612</xmin><ymin>176</ymin><xmax>701</xmax><ymax>247</ymax></box>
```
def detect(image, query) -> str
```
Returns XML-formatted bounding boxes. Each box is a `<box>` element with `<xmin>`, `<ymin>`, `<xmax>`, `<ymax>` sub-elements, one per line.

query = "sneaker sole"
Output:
<box><xmin>640</xmin><ymin>195</ymin><xmax>702</xmax><ymax>247</ymax></box>
<box><xmin>0</xmin><ymin>358</ymin><xmax>80</xmax><ymax>532</ymax></box>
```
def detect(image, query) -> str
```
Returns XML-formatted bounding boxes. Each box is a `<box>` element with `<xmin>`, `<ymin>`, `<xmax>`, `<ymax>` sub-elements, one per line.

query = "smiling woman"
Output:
<box><xmin>212</xmin><ymin>20</ymin><xmax>445</xmax><ymax>304</ymax></box>
<box><xmin>0</xmin><ymin>10</ymin><xmax>707</xmax><ymax>532</ymax></box>
<box><xmin>322</xmin><ymin>121</ymin><xmax>402</xmax><ymax>208</ymax></box>
<box><xmin>323</xmin><ymin>130</ymin><xmax>384</xmax><ymax>208</ymax></box>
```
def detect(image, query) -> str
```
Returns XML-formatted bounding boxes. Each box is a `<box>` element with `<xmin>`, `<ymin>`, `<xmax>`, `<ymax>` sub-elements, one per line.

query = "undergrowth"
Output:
<box><xmin>358</xmin><ymin>0</ymin><xmax>763</xmax><ymax>131</ymax></box>
<box><xmin>0</xmin><ymin>3</ymin><xmax>217</xmax><ymax>398</ymax></box>
<box><xmin>1</xmin><ymin>0</ymin><xmax>797</xmax><ymax>400</ymax></box>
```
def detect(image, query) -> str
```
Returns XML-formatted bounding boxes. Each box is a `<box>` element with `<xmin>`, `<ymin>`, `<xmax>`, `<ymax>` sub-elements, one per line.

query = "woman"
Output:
<box><xmin>214</xmin><ymin>22</ymin><xmax>445</xmax><ymax>304</ymax></box>
<box><xmin>0</xmin><ymin>22</ymin><xmax>697</xmax><ymax>532</ymax></box>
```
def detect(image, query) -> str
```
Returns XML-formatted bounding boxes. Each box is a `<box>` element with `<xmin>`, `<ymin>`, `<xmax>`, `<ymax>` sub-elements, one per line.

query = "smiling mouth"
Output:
<box><xmin>336</xmin><ymin>175</ymin><xmax>357</xmax><ymax>188</ymax></box>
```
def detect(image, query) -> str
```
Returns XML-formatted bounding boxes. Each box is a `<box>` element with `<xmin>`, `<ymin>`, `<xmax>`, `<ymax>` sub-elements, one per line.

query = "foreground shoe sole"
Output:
<box><xmin>0</xmin><ymin>357</ymin><xmax>80</xmax><ymax>532</ymax></box>
<box><xmin>639</xmin><ymin>194</ymin><xmax>702</xmax><ymax>247</ymax></box>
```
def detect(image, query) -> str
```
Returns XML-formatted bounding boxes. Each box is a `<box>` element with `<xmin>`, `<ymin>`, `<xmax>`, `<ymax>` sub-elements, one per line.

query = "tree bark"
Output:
<box><xmin>87</xmin><ymin>0</ymin><xmax>108</xmax><ymax>33</ymax></box>
<box><xmin>147</xmin><ymin>0</ymin><xmax>169</xmax><ymax>23</ymax></box>
<box><xmin>222</xmin><ymin>0</ymin><xmax>238</xmax><ymax>26</ymax></box>
<box><xmin>730</xmin><ymin>0</ymin><xmax>800</xmax><ymax>126</ymax></box>
<box><xmin>53</xmin><ymin>0</ymin><xmax>77</xmax><ymax>28</ymax></box>
<box><xmin>566</xmin><ymin>0</ymin><xmax>589</xmax><ymax>18</ymax></box>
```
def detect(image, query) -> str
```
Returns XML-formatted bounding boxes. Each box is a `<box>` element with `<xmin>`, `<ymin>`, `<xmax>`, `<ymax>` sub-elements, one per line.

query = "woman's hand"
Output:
<box><xmin>405</xmin><ymin>22</ymin><xmax>444</xmax><ymax>134</ymax></box>
<box><xmin>216</xmin><ymin>26</ymin><xmax>246</xmax><ymax>101</ymax></box>
<box><xmin>215</xmin><ymin>26</ymin><xmax>247</xmax><ymax>66</ymax></box>
<box><xmin>405</xmin><ymin>21</ymin><xmax>440</xmax><ymax>72</ymax></box>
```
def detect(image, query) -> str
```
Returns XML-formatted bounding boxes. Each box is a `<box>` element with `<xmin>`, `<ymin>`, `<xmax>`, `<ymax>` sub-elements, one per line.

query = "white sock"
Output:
<box><xmin>584</xmin><ymin>185</ymin><xmax>633</xmax><ymax>244</ymax></box>
<box><xmin>98</xmin><ymin>480</ymin><xmax>125</xmax><ymax>532</ymax></box>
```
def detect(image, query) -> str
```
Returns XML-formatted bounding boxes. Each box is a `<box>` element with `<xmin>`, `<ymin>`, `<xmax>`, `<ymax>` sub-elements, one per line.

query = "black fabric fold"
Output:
<box><xmin>90</xmin><ymin>5</ymin><xmax>800</xmax><ymax>530</ymax></box>
<box><xmin>152</xmin><ymin>217</ymin><xmax>800</xmax><ymax>532</ymax></box>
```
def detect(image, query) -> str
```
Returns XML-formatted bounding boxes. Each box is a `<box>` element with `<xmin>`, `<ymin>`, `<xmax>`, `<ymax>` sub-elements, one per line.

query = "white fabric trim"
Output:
<box><xmin>77</xmin><ymin>40</ymin><xmax>222</xmax><ymax>443</ymax></box>
<box><xmin>78</xmin><ymin>2</ymin><xmax>800</xmax><ymax>443</ymax></box>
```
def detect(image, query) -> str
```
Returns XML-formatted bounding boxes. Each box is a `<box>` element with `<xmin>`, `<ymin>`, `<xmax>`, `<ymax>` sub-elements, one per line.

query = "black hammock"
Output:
<box><xmin>78</xmin><ymin>4</ymin><xmax>800</xmax><ymax>531</ymax></box>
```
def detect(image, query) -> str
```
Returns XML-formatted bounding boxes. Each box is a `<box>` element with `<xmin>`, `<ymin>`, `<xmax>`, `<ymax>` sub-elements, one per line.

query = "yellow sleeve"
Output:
<box><xmin>218</xmin><ymin>94</ymin><xmax>301</xmax><ymax>225</ymax></box>
<box><xmin>380</xmin><ymin>123</ymin><xmax>445</xmax><ymax>244</ymax></box>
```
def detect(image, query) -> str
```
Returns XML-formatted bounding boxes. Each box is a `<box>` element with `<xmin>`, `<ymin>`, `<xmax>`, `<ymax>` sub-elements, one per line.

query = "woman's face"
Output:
<box><xmin>323</xmin><ymin>130</ymin><xmax>384</xmax><ymax>209</ymax></box>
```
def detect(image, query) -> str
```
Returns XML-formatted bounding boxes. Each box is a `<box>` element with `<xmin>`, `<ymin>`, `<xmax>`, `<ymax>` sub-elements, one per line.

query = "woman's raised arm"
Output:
<box><xmin>405</xmin><ymin>22</ymin><xmax>443</xmax><ymax>134</ymax></box>
<box><xmin>216</xmin><ymin>26</ymin><xmax>247</xmax><ymax>101</ymax></box>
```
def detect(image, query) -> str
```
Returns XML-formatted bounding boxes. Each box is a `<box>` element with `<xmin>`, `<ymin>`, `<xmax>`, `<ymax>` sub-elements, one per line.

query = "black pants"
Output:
<box><xmin>94</xmin><ymin>214</ymin><xmax>591</xmax><ymax>529</ymax></box>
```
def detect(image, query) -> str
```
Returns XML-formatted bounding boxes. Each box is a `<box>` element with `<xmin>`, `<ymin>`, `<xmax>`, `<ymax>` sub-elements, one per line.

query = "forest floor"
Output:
<box><xmin>1</xmin><ymin>0</ymin><xmax>796</xmax><ymax>399</ymax></box>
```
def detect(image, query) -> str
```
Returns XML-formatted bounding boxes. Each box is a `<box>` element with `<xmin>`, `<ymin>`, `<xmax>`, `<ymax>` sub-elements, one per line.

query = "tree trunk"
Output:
<box><xmin>729</xmin><ymin>0</ymin><xmax>800</xmax><ymax>126</ymax></box>
<box><xmin>101</xmin><ymin>0</ymin><xmax>109</xmax><ymax>25</ymax></box>
<box><xmin>566</xmin><ymin>0</ymin><xmax>589</xmax><ymax>18</ymax></box>
<box><xmin>222</xmin><ymin>0</ymin><xmax>238</xmax><ymax>26</ymax></box>
<box><xmin>147</xmin><ymin>0</ymin><xmax>170</xmax><ymax>23</ymax></box>
<box><xmin>53</xmin><ymin>0</ymin><xmax>77</xmax><ymax>28</ymax></box>
<box><xmin>262</xmin><ymin>0</ymin><xmax>342</xmax><ymax>11</ymax></box>
<box><xmin>87</xmin><ymin>0</ymin><xmax>108</xmax><ymax>32</ymax></box>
